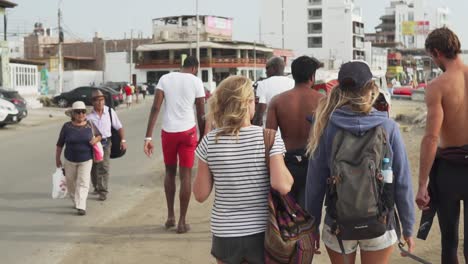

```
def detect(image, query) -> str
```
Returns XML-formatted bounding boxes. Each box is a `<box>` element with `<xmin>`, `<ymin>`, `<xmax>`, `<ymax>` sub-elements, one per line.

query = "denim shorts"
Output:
<box><xmin>322</xmin><ymin>224</ymin><xmax>397</xmax><ymax>254</ymax></box>
<box><xmin>211</xmin><ymin>232</ymin><xmax>265</xmax><ymax>264</ymax></box>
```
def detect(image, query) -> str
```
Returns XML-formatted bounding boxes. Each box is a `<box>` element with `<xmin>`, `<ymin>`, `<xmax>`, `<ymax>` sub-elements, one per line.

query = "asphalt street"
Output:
<box><xmin>0</xmin><ymin>98</ymin><xmax>166</xmax><ymax>264</ymax></box>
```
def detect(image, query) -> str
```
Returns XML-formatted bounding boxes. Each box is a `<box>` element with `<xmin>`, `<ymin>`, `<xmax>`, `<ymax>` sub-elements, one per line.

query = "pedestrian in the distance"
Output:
<box><xmin>306</xmin><ymin>61</ymin><xmax>415</xmax><ymax>264</ymax></box>
<box><xmin>87</xmin><ymin>89</ymin><xmax>127</xmax><ymax>201</ymax></box>
<box><xmin>141</xmin><ymin>83</ymin><xmax>148</xmax><ymax>100</ymax></box>
<box><xmin>124</xmin><ymin>83</ymin><xmax>132</xmax><ymax>108</ymax></box>
<box><xmin>193</xmin><ymin>76</ymin><xmax>294</xmax><ymax>263</ymax></box>
<box><xmin>56</xmin><ymin>101</ymin><xmax>101</xmax><ymax>215</ymax></box>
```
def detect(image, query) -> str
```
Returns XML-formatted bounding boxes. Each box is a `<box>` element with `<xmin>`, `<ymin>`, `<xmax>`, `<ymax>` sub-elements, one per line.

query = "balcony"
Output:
<box><xmin>136</xmin><ymin>57</ymin><xmax>268</xmax><ymax>69</ymax></box>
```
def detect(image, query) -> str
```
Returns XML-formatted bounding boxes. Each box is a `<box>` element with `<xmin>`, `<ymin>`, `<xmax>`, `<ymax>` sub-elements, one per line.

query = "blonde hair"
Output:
<box><xmin>207</xmin><ymin>76</ymin><xmax>254</xmax><ymax>142</ymax></box>
<box><xmin>307</xmin><ymin>81</ymin><xmax>379</xmax><ymax>156</ymax></box>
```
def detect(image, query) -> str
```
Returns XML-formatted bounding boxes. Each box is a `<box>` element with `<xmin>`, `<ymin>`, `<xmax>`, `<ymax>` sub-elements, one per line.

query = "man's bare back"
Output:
<box><xmin>427</xmin><ymin>64</ymin><xmax>468</xmax><ymax>148</ymax></box>
<box><xmin>266</xmin><ymin>87</ymin><xmax>324</xmax><ymax>151</ymax></box>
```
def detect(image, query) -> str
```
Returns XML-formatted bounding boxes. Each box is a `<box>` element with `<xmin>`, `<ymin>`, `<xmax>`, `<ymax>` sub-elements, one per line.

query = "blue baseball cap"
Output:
<box><xmin>338</xmin><ymin>61</ymin><xmax>373</xmax><ymax>91</ymax></box>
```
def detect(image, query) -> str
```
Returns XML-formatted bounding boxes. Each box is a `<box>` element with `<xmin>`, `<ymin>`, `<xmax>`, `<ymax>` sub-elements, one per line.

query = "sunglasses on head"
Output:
<box><xmin>73</xmin><ymin>109</ymin><xmax>86</xmax><ymax>114</ymax></box>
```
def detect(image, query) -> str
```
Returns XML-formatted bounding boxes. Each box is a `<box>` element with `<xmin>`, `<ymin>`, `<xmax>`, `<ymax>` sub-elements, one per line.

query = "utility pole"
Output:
<box><xmin>253</xmin><ymin>41</ymin><xmax>257</xmax><ymax>81</ymax></box>
<box><xmin>129</xmin><ymin>29</ymin><xmax>133</xmax><ymax>85</ymax></box>
<box><xmin>102</xmin><ymin>39</ymin><xmax>106</xmax><ymax>84</ymax></box>
<box><xmin>196</xmin><ymin>0</ymin><xmax>200</xmax><ymax>77</ymax></box>
<box><xmin>281</xmin><ymin>0</ymin><xmax>285</xmax><ymax>49</ymax></box>
<box><xmin>4</xmin><ymin>10</ymin><xmax>7</xmax><ymax>41</ymax></box>
<box><xmin>57</xmin><ymin>7</ymin><xmax>63</xmax><ymax>94</ymax></box>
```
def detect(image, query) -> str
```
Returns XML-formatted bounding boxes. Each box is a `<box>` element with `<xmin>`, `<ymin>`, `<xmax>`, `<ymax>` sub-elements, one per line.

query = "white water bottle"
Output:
<box><xmin>382</xmin><ymin>158</ymin><xmax>393</xmax><ymax>184</ymax></box>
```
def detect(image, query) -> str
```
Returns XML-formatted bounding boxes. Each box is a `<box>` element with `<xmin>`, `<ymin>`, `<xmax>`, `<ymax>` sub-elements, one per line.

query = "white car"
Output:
<box><xmin>0</xmin><ymin>97</ymin><xmax>19</xmax><ymax>128</ymax></box>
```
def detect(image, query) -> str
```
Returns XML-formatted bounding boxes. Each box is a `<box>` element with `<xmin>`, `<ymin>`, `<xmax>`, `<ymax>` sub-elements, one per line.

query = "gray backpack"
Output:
<box><xmin>326</xmin><ymin>125</ymin><xmax>393</xmax><ymax>241</ymax></box>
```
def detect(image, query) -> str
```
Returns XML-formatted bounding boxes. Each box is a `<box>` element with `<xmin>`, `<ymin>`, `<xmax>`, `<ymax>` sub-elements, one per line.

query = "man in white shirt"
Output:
<box><xmin>253</xmin><ymin>57</ymin><xmax>295</xmax><ymax>126</ymax></box>
<box><xmin>144</xmin><ymin>56</ymin><xmax>205</xmax><ymax>234</ymax></box>
<box><xmin>87</xmin><ymin>89</ymin><xmax>127</xmax><ymax>201</ymax></box>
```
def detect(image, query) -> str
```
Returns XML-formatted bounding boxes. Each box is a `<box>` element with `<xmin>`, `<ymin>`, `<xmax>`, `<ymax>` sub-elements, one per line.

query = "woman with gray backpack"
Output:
<box><xmin>305</xmin><ymin>61</ymin><xmax>415</xmax><ymax>264</ymax></box>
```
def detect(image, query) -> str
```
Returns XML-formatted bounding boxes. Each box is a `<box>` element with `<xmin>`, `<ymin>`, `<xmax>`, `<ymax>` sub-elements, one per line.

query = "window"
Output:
<box><xmin>308</xmin><ymin>23</ymin><xmax>322</xmax><ymax>34</ymax></box>
<box><xmin>202</xmin><ymin>70</ymin><xmax>208</xmax><ymax>82</ymax></box>
<box><xmin>354</xmin><ymin>36</ymin><xmax>364</xmax><ymax>49</ymax></box>
<box><xmin>308</xmin><ymin>37</ymin><xmax>322</xmax><ymax>48</ymax></box>
<box><xmin>353</xmin><ymin>51</ymin><xmax>365</xmax><ymax>60</ymax></box>
<box><xmin>308</xmin><ymin>9</ymin><xmax>322</xmax><ymax>20</ymax></box>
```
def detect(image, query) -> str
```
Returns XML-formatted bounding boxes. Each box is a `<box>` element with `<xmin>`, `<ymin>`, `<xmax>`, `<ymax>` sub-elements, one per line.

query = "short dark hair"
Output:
<box><xmin>266</xmin><ymin>57</ymin><xmax>286</xmax><ymax>75</ymax></box>
<box><xmin>425</xmin><ymin>27</ymin><xmax>461</xmax><ymax>59</ymax></box>
<box><xmin>183</xmin><ymin>56</ymin><xmax>199</xmax><ymax>68</ymax></box>
<box><xmin>291</xmin><ymin>56</ymin><xmax>321</xmax><ymax>83</ymax></box>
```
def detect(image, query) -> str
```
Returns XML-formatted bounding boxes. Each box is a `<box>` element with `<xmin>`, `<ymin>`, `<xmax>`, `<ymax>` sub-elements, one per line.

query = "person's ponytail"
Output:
<box><xmin>307</xmin><ymin>85</ymin><xmax>344</xmax><ymax>156</ymax></box>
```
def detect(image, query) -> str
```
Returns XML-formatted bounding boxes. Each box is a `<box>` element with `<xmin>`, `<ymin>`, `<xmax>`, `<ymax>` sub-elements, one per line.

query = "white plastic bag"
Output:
<box><xmin>52</xmin><ymin>168</ymin><xmax>68</xmax><ymax>199</ymax></box>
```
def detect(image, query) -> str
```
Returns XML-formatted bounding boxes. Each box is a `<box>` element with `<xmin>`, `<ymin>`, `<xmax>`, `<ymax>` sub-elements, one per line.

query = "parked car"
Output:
<box><xmin>100</xmin><ymin>86</ymin><xmax>124</xmax><ymax>104</ymax></box>
<box><xmin>0</xmin><ymin>88</ymin><xmax>28</xmax><ymax>122</ymax></box>
<box><xmin>0</xmin><ymin>97</ymin><xmax>20</xmax><ymax>128</ymax></box>
<box><xmin>103</xmin><ymin>82</ymin><xmax>127</xmax><ymax>93</ymax></box>
<box><xmin>53</xmin><ymin>86</ymin><xmax>121</xmax><ymax>108</ymax></box>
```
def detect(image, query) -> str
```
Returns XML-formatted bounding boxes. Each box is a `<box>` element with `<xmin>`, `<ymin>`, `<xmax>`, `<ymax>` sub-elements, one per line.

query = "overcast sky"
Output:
<box><xmin>8</xmin><ymin>0</ymin><xmax>467</xmax><ymax>47</ymax></box>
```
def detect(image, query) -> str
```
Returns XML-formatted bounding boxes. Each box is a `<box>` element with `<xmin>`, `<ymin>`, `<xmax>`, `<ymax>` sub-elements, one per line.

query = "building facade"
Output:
<box><xmin>136</xmin><ymin>15</ymin><xmax>292</xmax><ymax>90</ymax></box>
<box><xmin>365</xmin><ymin>0</ymin><xmax>450</xmax><ymax>49</ymax></box>
<box><xmin>25</xmin><ymin>29</ymin><xmax>152</xmax><ymax>72</ymax></box>
<box><xmin>260</xmin><ymin>0</ymin><xmax>365</xmax><ymax>69</ymax></box>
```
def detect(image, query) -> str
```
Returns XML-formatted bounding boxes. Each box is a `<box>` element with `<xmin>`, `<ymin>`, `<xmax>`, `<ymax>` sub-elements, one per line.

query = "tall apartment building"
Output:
<box><xmin>365</xmin><ymin>0</ymin><xmax>450</xmax><ymax>49</ymax></box>
<box><xmin>260</xmin><ymin>0</ymin><xmax>365</xmax><ymax>69</ymax></box>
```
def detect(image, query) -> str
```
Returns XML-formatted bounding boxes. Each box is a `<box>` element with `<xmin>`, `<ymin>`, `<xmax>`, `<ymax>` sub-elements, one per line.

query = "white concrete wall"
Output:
<box><xmin>9</xmin><ymin>63</ymin><xmax>41</xmax><ymax>108</ymax></box>
<box><xmin>48</xmin><ymin>71</ymin><xmax>103</xmax><ymax>94</ymax></box>
<box><xmin>9</xmin><ymin>39</ymin><xmax>24</xmax><ymax>59</ymax></box>
<box><xmin>104</xmin><ymin>52</ymin><xmax>140</xmax><ymax>83</ymax></box>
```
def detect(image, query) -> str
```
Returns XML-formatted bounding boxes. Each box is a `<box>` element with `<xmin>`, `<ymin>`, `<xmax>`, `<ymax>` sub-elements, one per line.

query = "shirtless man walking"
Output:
<box><xmin>416</xmin><ymin>27</ymin><xmax>468</xmax><ymax>263</ymax></box>
<box><xmin>266</xmin><ymin>56</ymin><xmax>324</xmax><ymax>207</ymax></box>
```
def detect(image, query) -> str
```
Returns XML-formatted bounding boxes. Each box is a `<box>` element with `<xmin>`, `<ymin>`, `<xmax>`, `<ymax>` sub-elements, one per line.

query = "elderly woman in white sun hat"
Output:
<box><xmin>55</xmin><ymin>101</ymin><xmax>101</xmax><ymax>215</ymax></box>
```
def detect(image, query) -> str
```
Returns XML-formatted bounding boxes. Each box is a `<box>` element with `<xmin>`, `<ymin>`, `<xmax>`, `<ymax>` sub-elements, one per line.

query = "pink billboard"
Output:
<box><xmin>205</xmin><ymin>16</ymin><xmax>233</xmax><ymax>37</ymax></box>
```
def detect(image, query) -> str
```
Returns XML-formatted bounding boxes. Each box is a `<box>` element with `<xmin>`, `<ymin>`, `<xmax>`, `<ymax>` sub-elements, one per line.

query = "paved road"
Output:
<box><xmin>0</xmin><ymin>98</ymin><xmax>166</xmax><ymax>264</ymax></box>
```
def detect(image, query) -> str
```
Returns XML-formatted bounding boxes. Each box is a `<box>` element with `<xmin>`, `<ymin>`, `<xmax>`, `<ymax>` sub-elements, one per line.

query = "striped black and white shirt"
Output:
<box><xmin>195</xmin><ymin>125</ymin><xmax>285</xmax><ymax>237</ymax></box>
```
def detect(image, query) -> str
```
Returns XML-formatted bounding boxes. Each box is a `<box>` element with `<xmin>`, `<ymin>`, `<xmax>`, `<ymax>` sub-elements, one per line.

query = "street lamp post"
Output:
<box><xmin>196</xmin><ymin>0</ymin><xmax>200</xmax><ymax>77</ymax></box>
<box><xmin>57</xmin><ymin>0</ymin><xmax>64</xmax><ymax>95</ymax></box>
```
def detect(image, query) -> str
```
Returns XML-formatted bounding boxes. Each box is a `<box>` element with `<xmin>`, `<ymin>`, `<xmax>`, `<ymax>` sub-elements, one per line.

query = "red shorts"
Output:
<box><xmin>161</xmin><ymin>126</ymin><xmax>197</xmax><ymax>168</ymax></box>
